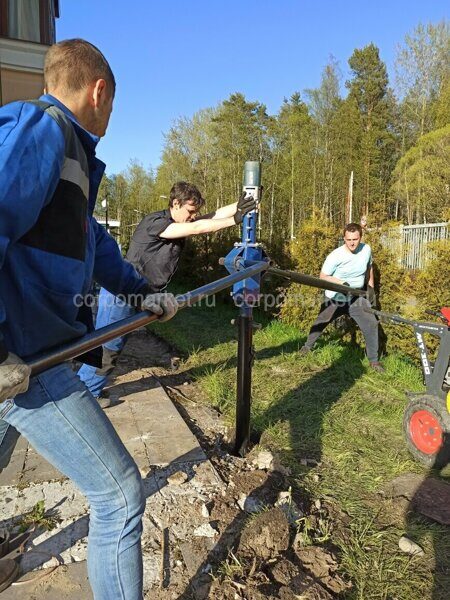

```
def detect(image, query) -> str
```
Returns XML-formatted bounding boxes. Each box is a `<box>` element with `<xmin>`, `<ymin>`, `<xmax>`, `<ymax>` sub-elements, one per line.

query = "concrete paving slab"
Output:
<box><xmin>126</xmin><ymin>387</ymin><xmax>207</xmax><ymax>466</ymax></box>
<box><xmin>21</xmin><ymin>449</ymin><xmax>64</xmax><ymax>485</ymax></box>
<box><xmin>0</xmin><ymin>436</ymin><xmax>28</xmax><ymax>487</ymax></box>
<box><xmin>0</xmin><ymin>380</ymin><xmax>206</xmax><ymax>487</ymax></box>
<box><xmin>0</xmin><ymin>561</ymin><xmax>92</xmax><ymax>600</ymax></box>
<box><xmin>0</xmin><ymin>363</ymin><xmax>223</xmax><ymax>598</ymax></box>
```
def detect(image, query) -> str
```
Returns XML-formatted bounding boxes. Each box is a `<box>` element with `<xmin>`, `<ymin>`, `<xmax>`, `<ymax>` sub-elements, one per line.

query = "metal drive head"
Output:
<box><xmin>242</xmin><ymin>161</ymin><xmax>262</xmax><ymax>202</ymax></box>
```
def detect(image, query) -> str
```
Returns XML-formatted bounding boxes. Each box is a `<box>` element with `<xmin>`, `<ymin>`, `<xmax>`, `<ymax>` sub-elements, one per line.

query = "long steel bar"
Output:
<box><xmin>28</xmin><ymin>262</ymin><xmax>269</xmax><ymax>376</ymax></box>
<box><xmin>235</xmin><ymin>313</ymin><xmax>253</xmax><ymax>456</ymax></box>
<box><xmin>267</xmin><ymin>266</ymin><xmax>368</xmax><ymax>297</ymax></box>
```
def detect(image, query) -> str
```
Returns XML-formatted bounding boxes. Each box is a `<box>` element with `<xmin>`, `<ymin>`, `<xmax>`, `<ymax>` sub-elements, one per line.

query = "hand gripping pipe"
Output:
<box><xmin>27</xmin><ymin>261</ymin><xmax>269</xmax><ymax>376</ymax></box>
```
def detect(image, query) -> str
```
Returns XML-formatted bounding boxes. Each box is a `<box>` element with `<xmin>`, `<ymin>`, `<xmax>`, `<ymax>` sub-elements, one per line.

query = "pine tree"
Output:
<box><xmin>305</xmin><ymin>57</ymin><xmax>343</xmax><ymax>221</ymax></box>
<box><xmin>274</xmin><ymin>94</ymin><xmax>313</xmax><ymax>240</ymax></box>
<box><xmin>346</xmin><ymin>43</ymin><xmax>396</xmax><ymax>222</ymax></box>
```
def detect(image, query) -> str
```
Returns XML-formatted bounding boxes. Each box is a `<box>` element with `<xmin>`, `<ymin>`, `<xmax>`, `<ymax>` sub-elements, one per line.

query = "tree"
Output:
<box><xmin>395</xmin><ymin>21</ymin><xmax>450</xmax><ymax>139</ymax></box>
<box><xmin>391</xmin><ymin>125</ymin><xmax>450</xmax><ymax>223</ymax></box>
<box><xmin>394</xmin><ymin>22</ymin><xmax>450</xmax><ymax>222</ymax></box>
<box><xmin>211</xmin><ymin>93</ymin><xmax>271</xmax><ymax>201</ymax></box>
<box><xmin>330</xmin><ymin>95</ymin><xmax>362</xmax><ymax>223</ymax></box>
<box><xmin>433</xmin><ymin>75</ymin><xmax>450</xmax><ymax>129</ymax></box>
<box><xmin>305</xmin><ymin>57</ymin><xmax>343</xmax><ymax>221</ymax></box>
<box><xmin>275</xmin><ymin>93</ymin><xmax>313</xmax><ymax>239</ymax></box>
<box><xmin>346</xmin><ymin>43</ymin><xmax>396</xmax><ymax>221</ymax></box>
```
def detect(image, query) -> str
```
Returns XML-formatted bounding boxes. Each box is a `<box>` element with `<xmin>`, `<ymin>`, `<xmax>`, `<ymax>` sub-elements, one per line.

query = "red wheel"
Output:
<box><xmin>409</xmin><ymin>410</ymin><xmax>443</xmax><ymax>455</ymax></box>
<box><xmin>403</xmin><ymin>396</ymin><xmax>450</xmax><ymax>468</ymax></box>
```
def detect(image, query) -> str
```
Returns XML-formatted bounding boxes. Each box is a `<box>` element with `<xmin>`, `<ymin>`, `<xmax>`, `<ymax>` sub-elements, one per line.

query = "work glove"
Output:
<box><xmin>366</xmin><ymin>285</ymin><xmax>377</xmax><ymax>307</ymax></box>
<box><xmin>0</xmin><ymin>353</ymin><xmax>31</xmax><ymax>403</ymax></box>
<box><xmin>234</xmin><ymin>192</ymin><xmax>257</xmax><ymax>224</ymax></box>
<box><xmin>142</xmin><ymin>293</ymin><xmax>178</xmax><ymax>322</ymax></box>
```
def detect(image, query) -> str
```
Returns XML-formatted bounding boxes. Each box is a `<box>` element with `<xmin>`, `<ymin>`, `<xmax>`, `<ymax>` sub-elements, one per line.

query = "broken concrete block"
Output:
<box><xmin>193</xmin><ymin>523</ymin><xmax>218</xmax><ymax>538</ymax></box>
<box><xmin>236</xmin><ymin>493</ymin><xmax>264</xmax><ymax>514</ymax></box>
<box><xmin>167</xmin><ymin>470</ymin><xmax>188</xmax><ymax>486</ymax></box>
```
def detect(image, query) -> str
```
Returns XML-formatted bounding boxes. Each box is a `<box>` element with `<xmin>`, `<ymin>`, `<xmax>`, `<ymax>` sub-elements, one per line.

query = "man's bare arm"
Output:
<box><xmin>319</xmin><ymin>271</ymin><xmax>344</xmax><ymax>285</ymax></box>
<box><xmin>367</xmin><ymin>265</ymin><xmax>375</xmax><ymax>288</ymax></box>
<box><xmin>160</xmin><ymin>217</ymin><xmax>236</xmax><ymax>239</ymax></box>
<box><xmin>213</xmin><ymin>202</ymin><xmax>238</xmax><ymax>219</ymax></box>
<box><xmin>196</xmin><ymin>201</ymin><xmax>238</xmax><ymax>221</ymax></box>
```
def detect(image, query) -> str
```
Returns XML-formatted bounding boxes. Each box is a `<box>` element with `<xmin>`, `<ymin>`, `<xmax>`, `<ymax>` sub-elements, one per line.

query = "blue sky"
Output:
<box><xmin>57</xmin><ymin>1</ymin><xmax>448</xmax><ymax>175</ymax></box>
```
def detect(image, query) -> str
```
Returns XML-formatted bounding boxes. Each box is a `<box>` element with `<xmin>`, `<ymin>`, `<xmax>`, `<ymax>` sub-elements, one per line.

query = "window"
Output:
<box><xmin>8</xmin><ymin>0</ymin><xmax>40</xmax><ymax>42</ymax></box>
<box><xmin>0</xmin><ymin>0</ymin><xmax>58</xmax><ymax>44</ymax></box>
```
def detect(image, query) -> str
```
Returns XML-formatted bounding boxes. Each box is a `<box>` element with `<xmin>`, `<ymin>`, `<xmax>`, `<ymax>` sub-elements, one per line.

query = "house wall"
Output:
<box><xmin>0</xmin><ymin>37</ymin><xmax>47</xmax><ymax>105</ymax></box>
<box><xmin>1</xmin><ymin>67</ymin><xmax>43</xmax><ymax>103</ymax></box>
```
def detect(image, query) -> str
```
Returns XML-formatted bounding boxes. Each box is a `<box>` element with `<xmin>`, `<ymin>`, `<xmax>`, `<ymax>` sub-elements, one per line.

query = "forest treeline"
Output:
<box><xmin>98</xmin><ymin>21</ymin><xmax>449</xmax><ymax>261</ymax></box>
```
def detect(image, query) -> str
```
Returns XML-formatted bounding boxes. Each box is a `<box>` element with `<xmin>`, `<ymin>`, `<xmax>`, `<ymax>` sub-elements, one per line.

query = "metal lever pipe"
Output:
<box><xmin>28</xmin><ymin>261</ymin><xmax>269</xmax><ymax>376</ymax></box>
<box><xmin>267</xmin><ymin>266</ymin><xmax>368</xmax><ymax>298</ymax></box>
<box><xmin>364</xmin><ymin>307</ymin><xmax>445</xmax><ymax>330</ymax></box>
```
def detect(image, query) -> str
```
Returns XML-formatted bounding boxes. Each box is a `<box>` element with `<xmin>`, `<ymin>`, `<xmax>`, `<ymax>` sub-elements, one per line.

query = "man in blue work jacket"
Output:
<box><xmin>0</xmin><ymin>39</ymin><xmax>177</xmax><ymax>597</ymax></box>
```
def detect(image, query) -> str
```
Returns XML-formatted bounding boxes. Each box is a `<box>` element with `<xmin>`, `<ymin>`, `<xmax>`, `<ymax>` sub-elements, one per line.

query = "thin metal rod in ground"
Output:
<box><xmin>28</xmin><ymin>261</ymin><xmax>269</xmax><ymax>376</ymax></box>
<box><xmin>267</xmin><ymin>266</ymin><xmax>368</xmax><ymax>297</ymax></box>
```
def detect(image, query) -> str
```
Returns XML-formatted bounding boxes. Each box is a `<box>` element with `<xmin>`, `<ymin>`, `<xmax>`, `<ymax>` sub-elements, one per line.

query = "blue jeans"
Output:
<box><xmin>78</xmin><ymin>288</ymin><xmax>136</xmax><ymax>398</ymax></box>
<box><xmin>0</xmin><ymin>363</ymin><xmax>144</xmax><ymax>599</ymax></box>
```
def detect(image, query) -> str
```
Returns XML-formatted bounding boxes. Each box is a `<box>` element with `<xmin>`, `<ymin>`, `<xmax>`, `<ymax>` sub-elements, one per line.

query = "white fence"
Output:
<box><xmin>381</xmin><ymin>222</ymin><xmax>449</xmax><ymax>270</ymax></box>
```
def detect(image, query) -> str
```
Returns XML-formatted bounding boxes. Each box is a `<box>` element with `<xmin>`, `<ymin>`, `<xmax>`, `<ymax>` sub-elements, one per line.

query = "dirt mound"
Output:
<box><xmin>112</xmin><ymin>332</ymin><xmax>353</xmax><ymax>599</ymax></box>
<box><xmin>237</xmin><ymin>507</ymin><xmax>290</xmax><ymax>560</ymax></box>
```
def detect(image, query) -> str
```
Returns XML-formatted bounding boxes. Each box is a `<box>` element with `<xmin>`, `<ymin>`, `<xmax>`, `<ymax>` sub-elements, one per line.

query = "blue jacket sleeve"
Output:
<box><xmin>0</xmin><ymin>102</ymin><xmax>65</xmax><ymax>357</ymax></box>
<box><xmin>92</xmin><ymin>218</ymin><xmax>149</xmax><ymax>300</ymax></box>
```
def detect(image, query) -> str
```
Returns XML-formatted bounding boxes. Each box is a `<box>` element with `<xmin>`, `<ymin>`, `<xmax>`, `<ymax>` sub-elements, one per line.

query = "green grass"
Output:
<box><xmin>151</xmin><ymin>299</ymin><xmax>449</xmax><ymax>600</ymax></box>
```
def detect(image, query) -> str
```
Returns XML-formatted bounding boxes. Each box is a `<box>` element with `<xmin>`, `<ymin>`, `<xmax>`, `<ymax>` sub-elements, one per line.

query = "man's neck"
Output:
<box><xmin>343</xmin><ymin>243</ymin><xmax>361</xmax><ymax>254</ymax></box>
<box><xmin>48</xmin><ymin>90</ymin><xmax>93</xmax><ymax>133</ymax></box>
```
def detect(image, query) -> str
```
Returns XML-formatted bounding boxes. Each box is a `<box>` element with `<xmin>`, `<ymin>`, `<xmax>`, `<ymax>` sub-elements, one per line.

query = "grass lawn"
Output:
<box><xmin>152</xmin><ymin>296</ymin><xmax>450</xmax><ymax>600</ymax></box>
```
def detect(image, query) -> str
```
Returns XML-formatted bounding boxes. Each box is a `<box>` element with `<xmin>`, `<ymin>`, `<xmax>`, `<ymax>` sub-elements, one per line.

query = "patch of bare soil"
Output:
<box><xmin>112</xmin><ymin>331</ymin><xmax>353</xmax><ymax>599</ymax></box>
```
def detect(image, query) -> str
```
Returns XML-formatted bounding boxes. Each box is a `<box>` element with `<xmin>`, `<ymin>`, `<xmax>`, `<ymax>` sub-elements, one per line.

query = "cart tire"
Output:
<box><xmin>403</xmin><ymin>395</ymin><xmax>450</xmax><ymax>468</ymax></box>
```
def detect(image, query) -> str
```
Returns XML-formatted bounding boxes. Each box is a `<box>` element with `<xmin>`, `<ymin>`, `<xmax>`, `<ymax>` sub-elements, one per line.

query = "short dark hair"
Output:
<box><xmin>343</xmin><ymin>223</ymin><xmax>363</xmax><ymax>237</ymax></box>
<box><xmin>44</xmin><ymin>38</ymin><xmax>116</xmax><ymax>95</ymax></box>
<box><xmin>169</xmin><ymin>182</ymin><xmax>205</xmax><ymax>209</ymax></box>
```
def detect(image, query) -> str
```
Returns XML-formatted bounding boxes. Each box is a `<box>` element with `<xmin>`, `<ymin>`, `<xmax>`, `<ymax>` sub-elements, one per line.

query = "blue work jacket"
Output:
<box><xmin>0</xmin><ymin>95</ymin><xmax>147</xmax><ymax>360</ymax></box>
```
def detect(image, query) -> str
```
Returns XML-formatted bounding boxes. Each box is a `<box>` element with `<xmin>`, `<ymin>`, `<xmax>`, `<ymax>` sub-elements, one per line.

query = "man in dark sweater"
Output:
<box><xmin>78</xmin><ymin>181</ymin><xmax>255</xmax><ymax>402</ymax></box>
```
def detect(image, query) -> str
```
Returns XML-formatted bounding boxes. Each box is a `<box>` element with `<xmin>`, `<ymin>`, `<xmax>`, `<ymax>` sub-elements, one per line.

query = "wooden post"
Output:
<box><xmin>346</xmin><ymin>171</ymin><xmax>353</xmax><ymax>223</ymax></box>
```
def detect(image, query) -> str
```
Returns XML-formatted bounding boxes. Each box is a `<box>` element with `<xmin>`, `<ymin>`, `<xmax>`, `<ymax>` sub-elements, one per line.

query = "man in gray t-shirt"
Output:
<box><xmin>300</xmin><ymin>223</ymin><xmax>383</xmax><ymax>372</ymax></box>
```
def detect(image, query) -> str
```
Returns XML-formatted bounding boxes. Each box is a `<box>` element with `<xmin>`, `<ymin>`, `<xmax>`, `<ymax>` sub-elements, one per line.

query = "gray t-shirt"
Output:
<box><xmin>322</xmin><ymin>243</ymin><xmax>372</xmax><ymax>302</ymax></box>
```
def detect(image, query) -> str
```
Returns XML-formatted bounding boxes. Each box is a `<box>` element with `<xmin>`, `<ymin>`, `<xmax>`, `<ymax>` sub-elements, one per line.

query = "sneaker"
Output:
<box><xmin>370</xmin><ymin>362</ymin><xmax>385</xmax><ymax>373</ymax></box>
<box><xmin>0</xmin><ymin>559</ymin><xmax>19</xmax><ymax>593</ymax></box>
<box><xmin>299</xmin><ymin>346</ymin><xmax>311</xmax><ymax>355</ymax></box>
